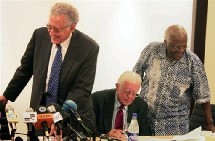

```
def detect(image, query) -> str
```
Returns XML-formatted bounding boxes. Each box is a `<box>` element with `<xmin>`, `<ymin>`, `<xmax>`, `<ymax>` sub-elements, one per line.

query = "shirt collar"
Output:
<box><xmin>114</xmin><ymin>92</ymin><xmax>128</xmax><ymax>110</ymax></box>
<box><xmin>54</xmin><ymin>33</ymin><xmax>72</xmax><ymax>52</ymax></box>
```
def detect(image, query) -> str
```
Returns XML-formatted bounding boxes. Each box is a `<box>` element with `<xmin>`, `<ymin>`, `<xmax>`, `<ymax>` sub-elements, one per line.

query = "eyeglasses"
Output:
<box><xmin>123</xmin><ymin>89</ymin><xmax>137</xmax><ymax>97</ymax></box>
<box><xmin>46</xmin><ymin>23</ymin><xmax>71</xmax><ymax>33</ymax></box>
<box><xmin>170</xmin><ymin>45</ymin><xmax>187</xmax><ymax>50</ymax></box>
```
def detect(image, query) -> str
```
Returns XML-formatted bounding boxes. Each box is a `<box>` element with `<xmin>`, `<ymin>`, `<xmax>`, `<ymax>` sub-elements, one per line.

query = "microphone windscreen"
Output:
<box><xmin>62</xmin><ymin>100</ymin><xmax>77</xmax><ymax>114</ymax></box>
<box><xmin>47</xmin><ymin>105</ymin><xmax>56</xmax><ymax>113</ymax></box>
<box><xmin>47</xmin><ymin>103</ymin><xmax>63</xmax><ymax>113</ymax></box>
<box><xmin>35</xmin><ymin>106</ymin><xmax>47</xmax><ymax>114</ymax></box>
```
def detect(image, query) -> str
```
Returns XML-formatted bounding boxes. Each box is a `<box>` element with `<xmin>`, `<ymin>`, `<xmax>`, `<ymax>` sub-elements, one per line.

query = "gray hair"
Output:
<box><xmin>50</xmin><ymin>3</ymin><xmax>79</xmax><ymax>24</ymax></box>
<box><xmin>117</xmin><ymin>71</ymin><xmax>141</xmax><ymax>85</ymax></box>
<box><xmin>164</xmin><ymin>25</ymin><xmax>187</xmax><ymax>43</ymax></box>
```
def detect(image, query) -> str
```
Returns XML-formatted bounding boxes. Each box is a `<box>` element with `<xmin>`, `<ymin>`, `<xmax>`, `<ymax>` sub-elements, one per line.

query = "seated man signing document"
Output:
<box><xmin>92</xmin><ymin>71</ymin><xmax>151</xmax><ymax>139</ymax></box>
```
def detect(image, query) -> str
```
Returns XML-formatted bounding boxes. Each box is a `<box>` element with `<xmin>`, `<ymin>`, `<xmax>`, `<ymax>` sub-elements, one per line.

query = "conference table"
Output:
<box><xmin>98</xmin><ymin>131</ymin><xmax>215</xmax><ymax>141</ymax></box>
<box><xmin>32</xmin><ymin>134</ymin><xmax>215</xmax><ymax>141</ymax></box>
<box><xmin>141</xmin><ymin>131</ymin><xmax>215</xmax><ymax>141</ymax></box>
<box><xmin>1</xmin><ymin>130</ymin><xmax>215</xmax><ymax>141</ymax></box>
<box><xmin>1</xmin><ymin>133</ymin><xmax>215</xmax><ymax>141</ymax></box>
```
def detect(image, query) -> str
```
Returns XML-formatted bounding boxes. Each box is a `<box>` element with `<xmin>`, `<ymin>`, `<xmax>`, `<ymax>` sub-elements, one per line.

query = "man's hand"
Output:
<box><xmin>201</xmin><ymin>102</ymin><xmax>215</xmax><ymax>133</ymax></box>
<box><xmin>205</xmin><ymin>123</ymin><xmax>215</xmax><ymax>133</ymax></box>
<box><xmin>0</xmin><ymin>95</ymin><xmax>8</xmax><ymax>105</ymax></box>
<box><xmin>49</xmin><ymin>123</ymin><xmax>63</xmax><ymax>141</ymax></box>
<box><xmin>107</xmin><ymin>129</ymin><xmax>127</xmax><ymax>139</ymax></box>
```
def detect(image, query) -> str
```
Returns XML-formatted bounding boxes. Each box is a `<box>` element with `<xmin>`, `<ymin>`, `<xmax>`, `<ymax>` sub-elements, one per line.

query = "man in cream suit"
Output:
<box><xmin>0</xmin><ymin>2</ymin><xmax>99</xmax><ymax>133</ymax></box>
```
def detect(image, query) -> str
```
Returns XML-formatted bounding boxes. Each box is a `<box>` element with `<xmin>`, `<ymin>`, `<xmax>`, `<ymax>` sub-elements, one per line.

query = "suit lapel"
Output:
<box><xmin>103</xmin><ymin>92</ymin><xmax>115</xmax><ymax>132</ymax></box>
<box><xmin>41</xmin><ymin>39</ymin><xmax>52</xmax><ymax>77</ymax></box>
<box><xmin>60</xmin><ymin>30</ymin><xmax>80</xmax><ymax>84</ymax></box>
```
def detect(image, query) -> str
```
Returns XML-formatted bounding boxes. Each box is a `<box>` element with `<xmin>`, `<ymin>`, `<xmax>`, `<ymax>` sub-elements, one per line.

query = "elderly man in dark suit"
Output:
<box><xmin>0</xmin><ymin>2</ymin><xmax>99</xmax><ymax>133</ymax></box>
<box><xmin>92</xmin><ymin>71</ymin><xmax>151</xmax><ymax>139</ymax></box>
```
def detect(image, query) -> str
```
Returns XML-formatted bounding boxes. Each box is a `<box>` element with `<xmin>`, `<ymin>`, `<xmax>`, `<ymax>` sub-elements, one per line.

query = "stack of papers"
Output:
<box><xmin>139</xmin><ymin>126</ymin><xmax>205</xmax><ymax>141</ymax></box>
<box><xmin>172</xmin><ymin>126</ymin><xmax>204</xmax><ymax>141</ymax></box>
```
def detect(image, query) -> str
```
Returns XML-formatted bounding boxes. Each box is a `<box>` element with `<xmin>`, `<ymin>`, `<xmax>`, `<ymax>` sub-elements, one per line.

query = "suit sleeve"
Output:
<box><xmin>138</xmin><ymin>100</ymin><xmax>152</xmax><ymax>136</ymax></box>
<box><xmin>92</xmin><ymin>92</ymin><xmax>103</xmax><ymax>136</ymax></box>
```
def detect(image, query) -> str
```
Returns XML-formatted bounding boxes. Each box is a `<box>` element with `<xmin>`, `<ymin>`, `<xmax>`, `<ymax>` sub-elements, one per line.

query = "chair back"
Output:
<box><xmin>189</xmin><ymin>104</ymin><xmax>215</xmax><ymax>131</ymax></box>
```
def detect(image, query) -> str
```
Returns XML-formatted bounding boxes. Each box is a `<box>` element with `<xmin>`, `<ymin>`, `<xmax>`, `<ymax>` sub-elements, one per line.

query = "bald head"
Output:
<box><xmin>164</xmin><ymin>25</ymin><xmax>187</xmax><ymax>44</ymax></box>
<box><xmin>164</xmin><ymin>25</ymin><xmax>188</xmax><ymax>61</ymax></box>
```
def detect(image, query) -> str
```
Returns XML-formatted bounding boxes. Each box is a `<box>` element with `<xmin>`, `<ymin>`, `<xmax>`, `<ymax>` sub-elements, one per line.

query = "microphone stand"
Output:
<box><xmin>66</xmin><ymin>123</ymin><xmax>87</xmax><ymax>141</ymax></box>
<box><xmin>27</xmin><ymin>124</ymin><xmax>37</xmax><ymax>141</ymax></box>
<box><xmin>9</xmin><ymin>123</ymin><xmax>16</xmax><ymax>141</ymax></box>
<box><xmin>10</xmin><ymin>129</ymin><xmax>16</xmax><ymax>141</ymax></box>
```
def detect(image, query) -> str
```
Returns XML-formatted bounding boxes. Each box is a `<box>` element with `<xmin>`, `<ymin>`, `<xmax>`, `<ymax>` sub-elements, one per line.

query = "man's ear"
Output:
<box><xmin>164</xmin><ymin>40</ymin><xmax>167</xmax><ymax>46</ymax></box>
<box><xmin>115</xmin><ymin>83</ymin><xmax>120</xmax><ymax>89</ymax></box>
<box><xmin>70</xmin><ymin>23</ymin><xmax>77</xmax><ymax>32</ymax></box>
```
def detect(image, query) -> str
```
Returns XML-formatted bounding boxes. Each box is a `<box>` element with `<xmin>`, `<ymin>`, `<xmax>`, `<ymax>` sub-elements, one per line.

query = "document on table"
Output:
<box><xmin>139</xmin><ymin>126</ymin><xmax>204</xmax><ymax>141</ymax></box>
<box><xmin>172</xmin><ymin>126</ymin><xmax>204</xmax><ymax>141</ymax></box>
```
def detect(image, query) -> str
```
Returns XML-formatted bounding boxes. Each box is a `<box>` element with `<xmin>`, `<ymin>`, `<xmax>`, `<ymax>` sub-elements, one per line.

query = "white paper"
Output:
<box><xmin>172</xmin><ymin>126</ymin><xmax>204</xmax><ymax>141</ymax></box>
<box><xmin>138</xmin><ymin>136</ymin><xmax>172</xmax><ymax>141</ymax></box>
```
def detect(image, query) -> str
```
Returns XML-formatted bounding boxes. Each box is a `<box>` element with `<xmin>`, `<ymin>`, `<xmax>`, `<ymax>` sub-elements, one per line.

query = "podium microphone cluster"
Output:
<box><xmin>47</xmin><ymin>102</ymin><xmax>89</xmax><ymax>141</ymax></box>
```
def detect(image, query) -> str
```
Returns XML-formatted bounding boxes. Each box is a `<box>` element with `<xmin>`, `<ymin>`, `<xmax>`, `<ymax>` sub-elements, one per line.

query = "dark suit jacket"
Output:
<box><xmin>3</xmin><ymin>27</ymin><xmax>99</xmax><ymax>130</ymax></box>
<box><xmin>92</xmin><ymin>89</ymin><xmax>152</xmax><ymax>136</ymax></box>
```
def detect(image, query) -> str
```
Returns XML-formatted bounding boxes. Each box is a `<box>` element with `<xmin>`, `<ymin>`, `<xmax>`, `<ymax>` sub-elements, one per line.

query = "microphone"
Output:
<box><xmin>5</xmin><ymin>105</ymin><xmax>18</xmax><ymax>130</ymax></box>
<box><xmin>34</xmin><ymin>106</ymin><xmax>53</xmax><ymax>139</ymax></box>
<box><xmin>5</xmin><ymin>105</ymin><xmax>18</xmax><ymax>140</ymax></box>
<box><xmin>62</xmin><ymin>100</ymin><xmax>80</xmax><ymax>122</ymax></box>
<box><xmin>23</xmin><ymin>107</ymin><xmax>37</xmax><ymax>141</ymax></box>
<box><xmin>62</xmin><ymin>100</ymin><xmax>93</xmax><ymax>136</ymax></box>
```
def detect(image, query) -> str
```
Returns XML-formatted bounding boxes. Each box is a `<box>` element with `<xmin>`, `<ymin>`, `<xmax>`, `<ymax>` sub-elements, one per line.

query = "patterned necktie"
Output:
<box><xmin>114</xmin><ymin>105</ymin><xmax>124</xmax><ymax>130</ymax></box>
<box><xmin>46</xmin><ymin>44</ymin><xmax>62</xmax><ymax>104</ymax></box>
